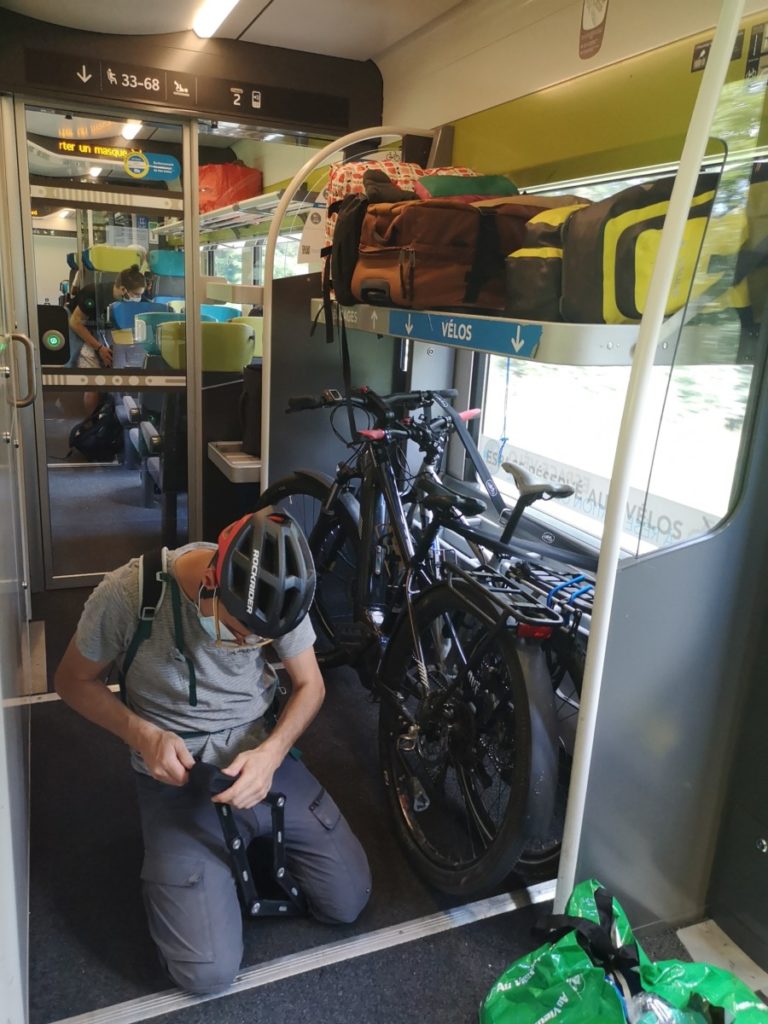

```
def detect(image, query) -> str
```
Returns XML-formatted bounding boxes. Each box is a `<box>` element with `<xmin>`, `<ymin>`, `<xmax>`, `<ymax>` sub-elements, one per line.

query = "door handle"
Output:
<box><xmin>10</xmin><ymin>333</ymin><xmax>36</xmax><ymax>408</ymax></box>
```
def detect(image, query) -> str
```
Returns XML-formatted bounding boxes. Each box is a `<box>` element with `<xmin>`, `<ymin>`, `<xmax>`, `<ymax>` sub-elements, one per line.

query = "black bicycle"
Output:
<box><xmin>257</xmin><ymin>386</ymin><xmax>582</xmax><ymax>893</ymax></box>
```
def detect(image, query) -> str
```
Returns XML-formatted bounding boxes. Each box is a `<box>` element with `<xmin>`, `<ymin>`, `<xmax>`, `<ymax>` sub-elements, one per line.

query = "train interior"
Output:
<box><xmin>3</xmin><ymin>1</ymin><xmax>768</xmax><ymax>1022</ymax></box>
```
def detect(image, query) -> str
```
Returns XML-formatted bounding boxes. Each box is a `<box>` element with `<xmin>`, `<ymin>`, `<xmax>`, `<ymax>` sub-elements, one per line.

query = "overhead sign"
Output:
<box><xmin>24</xmin><ymin>49</ymin><xmax>349</xmax><ymax>129</ymax></box>
<box><xmin>52</xmin><ymin>138</ymin><xmax>179</xmax><ymax>179</ymax></box>
<box><xmin>388</xmin><ymin>310</ymin><xmax>543</xmax><ymax>359</ymax></box>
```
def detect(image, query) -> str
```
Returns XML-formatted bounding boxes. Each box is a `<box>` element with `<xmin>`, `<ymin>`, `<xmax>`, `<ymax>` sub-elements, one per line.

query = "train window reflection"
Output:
<box><xmin>26</xmin><ymin>104</ymin><xmax>188</xmax><ymax>580</ymax></box>
<box><xmin>45</xmin><ymin>384</ymin><xmax>188</xmax><ymax>577</ymax></box>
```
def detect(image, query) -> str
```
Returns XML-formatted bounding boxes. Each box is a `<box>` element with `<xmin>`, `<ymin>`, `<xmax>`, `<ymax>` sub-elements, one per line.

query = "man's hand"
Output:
<box><xmin>212</xmin><ymin>745</ymin><xmax>283</xmax><ymax>809</ymax></box>
<box><xmin>99</xmin><ymin>345</ymin><xmax>114</xmax><ymax>367</ymax></box>
<box><xmin>135</xmin><ymin>725</ymin><xmax>195</xmax><ymax>786</ymax></box>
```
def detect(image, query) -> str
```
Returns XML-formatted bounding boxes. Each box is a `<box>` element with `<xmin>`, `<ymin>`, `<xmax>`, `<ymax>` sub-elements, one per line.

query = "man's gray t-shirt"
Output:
<box><xmin>75</xmin><ymin>542</ymin><xmax>316</xmax><ymax>774</ymax></box>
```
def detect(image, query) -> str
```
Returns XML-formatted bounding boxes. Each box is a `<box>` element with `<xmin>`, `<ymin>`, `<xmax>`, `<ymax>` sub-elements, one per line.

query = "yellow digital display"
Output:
<box><xmin>56</xmin><ymin>140</ymin><xmax>141</xmax><ymax>160</ymax></box>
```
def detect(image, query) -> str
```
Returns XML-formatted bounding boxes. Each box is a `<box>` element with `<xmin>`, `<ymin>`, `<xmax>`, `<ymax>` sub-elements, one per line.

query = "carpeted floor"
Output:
<box><xmin>30</xmin><ymin>666</ymin><xmax>547</xmax><ymax>1023</ymax></box>
<box><xmin>28</xmin><ymin>662</ymin><xmax>691</xmax><ymax>1024</ymax></box>
<box><xmin>46</xmin><ymin>463</ymin><xmax>187</xmax><ymax>576</ymax></box>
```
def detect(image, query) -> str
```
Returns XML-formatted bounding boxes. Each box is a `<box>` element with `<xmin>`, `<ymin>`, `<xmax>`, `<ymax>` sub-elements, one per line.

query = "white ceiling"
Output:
<box><xmin>0</xmin><ymin>0</ymin><xmax>463</xmax><ymax>60</ymax></box>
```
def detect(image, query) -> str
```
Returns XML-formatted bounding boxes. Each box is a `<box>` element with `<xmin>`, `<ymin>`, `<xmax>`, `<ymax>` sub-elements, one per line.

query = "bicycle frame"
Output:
<box><xmin>354</xmin><ymin>439</ymin><xmax>418</xmax><ymax>631</ymax></box>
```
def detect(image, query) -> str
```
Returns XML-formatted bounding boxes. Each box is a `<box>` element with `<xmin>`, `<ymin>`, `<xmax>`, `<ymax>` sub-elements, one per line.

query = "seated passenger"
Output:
<box><xmin>54</xmin><ymin>510</ymin><xmax>372</xmax><ymax>995</ymax></box>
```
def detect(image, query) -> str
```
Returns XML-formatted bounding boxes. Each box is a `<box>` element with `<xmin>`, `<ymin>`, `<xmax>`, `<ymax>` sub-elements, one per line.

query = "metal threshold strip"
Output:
<box><xmin>49</xmin><ymin>880</ymin><xmax>556</xmax><ymax>1024</ymax></box>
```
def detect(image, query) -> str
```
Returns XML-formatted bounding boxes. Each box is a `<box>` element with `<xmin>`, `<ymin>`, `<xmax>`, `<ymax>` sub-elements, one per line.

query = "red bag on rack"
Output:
<box><xmin>198</xmin><ymin>164</ymin><xmax>263</xmax><ymax>213</ymax></box>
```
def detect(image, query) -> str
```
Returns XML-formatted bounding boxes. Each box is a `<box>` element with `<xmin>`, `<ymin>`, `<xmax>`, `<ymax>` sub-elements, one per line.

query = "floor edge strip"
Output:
<box><xmin>49</xmin><ymin>879</ymin><xmax>556</xmax><ymax>1024</ymax></box>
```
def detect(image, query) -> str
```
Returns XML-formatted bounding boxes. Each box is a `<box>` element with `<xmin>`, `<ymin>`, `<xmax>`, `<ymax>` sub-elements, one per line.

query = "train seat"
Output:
<box><xmin>110</xmin><ymin>300</ymin><xmax>170</xmax><ymax>331</ymax></box>
<box><xmin>200</xmin><ymin>303</ymin><xmax>240</xmax><ymax>322</ymax></box>
<box><xmin>229</xmin><ymin>316</ymin><xmax>263</xmax><ymax>357</ymax></box>
<box><xmin>134</xmin><ymin>312</ymin><xmax>184</xmax><ymax>355</ymax></box>
<box><xmin>157</xmin><ymin>321</ymin><xmax>255</xmax><ymax>371</ymax></box>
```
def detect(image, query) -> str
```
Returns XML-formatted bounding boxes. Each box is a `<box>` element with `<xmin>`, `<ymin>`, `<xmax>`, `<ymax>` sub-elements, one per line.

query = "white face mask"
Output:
<box><xmin>124</xmin><ymin>294</ymin><xmax>142</xmax><ymax>303</ymax></box>
<box><xmin>197</xmin><ymin>611</ymin><xmax>238</xmax><ymax>643</ymax></box>
<box><xmin>196</xmin><ymin>586</ymin><xmax>239</xmax><ymax>644</ymax></box>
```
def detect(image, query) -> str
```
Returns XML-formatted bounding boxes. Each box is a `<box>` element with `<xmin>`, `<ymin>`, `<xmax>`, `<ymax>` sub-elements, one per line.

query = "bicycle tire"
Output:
<box><xmin>516</xmin><ymin>628</ymin><xmax>585</xmax><ymax>877</ymax></box>
<box><xmin>256</xmin><ymin>473</ymin><xmax>360</xmax><ymax>664</ymax></box>
<box><xmin>378</xmin><ymin>578</ymin><xmax>559</xmax><ymax>896</ymax></box>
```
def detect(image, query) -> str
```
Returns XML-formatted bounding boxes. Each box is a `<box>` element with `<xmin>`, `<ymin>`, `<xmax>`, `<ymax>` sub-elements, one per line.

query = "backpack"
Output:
<box><xmin>325</xmin><ymin>172</ymin><xmax>419</xmax><ymax>307</ymax></box>
<box><xmin>327</xmin><ymin>192</ymin><xmax>370</xmax><ymax>306</ymax></box>
<box><xmin>68</xmin><ymin>399</ymin><xmax>124</xmax><ymax>462</ymax></box>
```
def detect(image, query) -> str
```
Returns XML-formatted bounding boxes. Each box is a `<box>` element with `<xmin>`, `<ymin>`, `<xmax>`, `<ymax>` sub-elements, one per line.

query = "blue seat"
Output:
<box><xmin>110</xmin><ymin>301</ymin><xmax>170</xmax><ymax>330</ymax></box>
<box><xmin>200</xmin><ymin>304</ymin><xmax>240</xmax><ymax>322</ymax></box>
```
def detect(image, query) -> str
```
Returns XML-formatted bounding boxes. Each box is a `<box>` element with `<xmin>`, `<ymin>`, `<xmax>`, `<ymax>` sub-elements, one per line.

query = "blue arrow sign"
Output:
<box><xmin>388</xmin><ymin>310</ymin><xmax>542</xmax><ymax>359</ymax></box>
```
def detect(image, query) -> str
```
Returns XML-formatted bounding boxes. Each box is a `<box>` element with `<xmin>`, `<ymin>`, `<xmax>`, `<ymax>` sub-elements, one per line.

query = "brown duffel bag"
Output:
<box><xmin>351</xmin><ymin>195</ymin><xmax>587</xmax><ymax>312</ymax></box>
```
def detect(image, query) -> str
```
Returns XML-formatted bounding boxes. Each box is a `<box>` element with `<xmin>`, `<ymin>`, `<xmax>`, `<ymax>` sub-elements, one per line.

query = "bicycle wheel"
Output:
<box><xmin>256</xmin><ymin>474</ymin><xmax>360</xmax><ymax>663</ymax></box>
<box><xmin>378</xmin><ymin>579</ymin><xmax>558</xmax><ymax>896</ymax></box>
<box><xmin>517</xmin><ymin>628</ymin><xmax>585</xmax><ymax>878</ymax></box>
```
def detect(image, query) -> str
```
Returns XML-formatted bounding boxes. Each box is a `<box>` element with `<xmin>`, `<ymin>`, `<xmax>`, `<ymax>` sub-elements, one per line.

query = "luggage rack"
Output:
<box><xmin>153</xmin><ymin>187</ymin><xmax>323</xmax><ymax>241</ymax></box>
<box><xmin>309</xmin><ymin>298</ymin><xmax>692</xmax><ymax>367</ymax></box>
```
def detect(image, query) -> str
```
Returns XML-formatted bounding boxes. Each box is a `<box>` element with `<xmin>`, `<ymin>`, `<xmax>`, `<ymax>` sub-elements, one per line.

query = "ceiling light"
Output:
<box><xmin>263</xmin><ymin>133</ymin><xmax>283</xmax><ymax>142</ymax></box>
<box><xmin>193</xmin><ymin>0</ymin><xmax>240</xmax><ymax>38</ymax></box>
<box><xmin>121</xmin><ymin>120</ymin><xmax>143</xmax><ymax>141</ymax></box>
<box><xmin>60</xmin><ymin>209</ymin><xmax>75</xmax><ymax>218</ymax></box>
<box><xmin>88</xmin><ymin>166</ymin><xmax>103</xmax><ymax>177</ymax></box>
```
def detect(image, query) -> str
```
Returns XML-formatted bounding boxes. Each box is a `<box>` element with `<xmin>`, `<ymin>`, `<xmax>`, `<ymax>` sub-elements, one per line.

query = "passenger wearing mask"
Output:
<box><xmin>54</xmin><ymin>509</ymin><xmax>372</xmax><ymax>995</ymax></box>
<box><xmin>68</xmin><ymin>264</ymin><xmax>146</xmax><ymax>416</ymax></box>
<box><xmin>68</xmin><ymin>264</ymin><xmax>146</xmax><ymax>370</ymax></box>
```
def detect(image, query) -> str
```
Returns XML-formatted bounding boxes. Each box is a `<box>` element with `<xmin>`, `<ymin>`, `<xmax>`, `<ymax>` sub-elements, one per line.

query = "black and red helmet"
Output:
<box><xmin>215</xmin><ymin>507</ymin><xmax>316</xmax><ymax>638</ymax></box>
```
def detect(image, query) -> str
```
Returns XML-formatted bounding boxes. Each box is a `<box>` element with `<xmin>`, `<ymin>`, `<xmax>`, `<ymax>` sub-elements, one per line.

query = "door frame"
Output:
<box><xmin>13</xmin><ymin>95</ymin><xmax>203</xmax><ymax>588</ymax></box>
<box><xmin>0</xmin><ymin>91</ymin><xmax>33</xmax><ymax>1024</ymax></box>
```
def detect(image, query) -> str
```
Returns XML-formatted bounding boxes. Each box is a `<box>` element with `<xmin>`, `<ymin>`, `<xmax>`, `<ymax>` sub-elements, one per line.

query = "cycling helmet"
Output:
<box><xmin>215</xmin><ymin>507</ymin><xmax>316</xmax><ymax>638</ymax></box>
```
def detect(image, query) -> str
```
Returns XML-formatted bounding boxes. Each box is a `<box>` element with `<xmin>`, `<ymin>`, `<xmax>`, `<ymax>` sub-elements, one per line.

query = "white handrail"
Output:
<box><xmin>260</xmin><ymin>125</ymin><xmax>435</xmax><ymax>487</ymax></box>
<box><xmin>554</xmin><ymin>0</ymin><xmax>746</xmax><ymax>912</ymax></box>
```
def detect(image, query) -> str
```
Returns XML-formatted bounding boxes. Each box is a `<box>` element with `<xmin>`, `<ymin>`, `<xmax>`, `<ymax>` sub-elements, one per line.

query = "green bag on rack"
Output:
<box><xmin>479</xmin><ymin>880</ymin><xmax>768</xmax><ymax>1024</ymax></box>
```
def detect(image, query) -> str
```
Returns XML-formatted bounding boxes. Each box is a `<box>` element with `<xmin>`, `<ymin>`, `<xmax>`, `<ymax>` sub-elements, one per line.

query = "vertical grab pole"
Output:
<box><xmin>260</xmin><ymin>126</ymin><xmax>434</xmax><ymax>489</ymax></box>
<box><xmin>555</xmin><ymin>0</ymin><xmax>746</xmax><ymax>912</ymax></box>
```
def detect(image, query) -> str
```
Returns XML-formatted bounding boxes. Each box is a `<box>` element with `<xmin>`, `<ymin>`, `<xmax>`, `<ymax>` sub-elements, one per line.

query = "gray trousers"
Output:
<box><xmin>135</xmin><ymin>755</ymin><xmax>372</xmax><ymax>994</ymax></box>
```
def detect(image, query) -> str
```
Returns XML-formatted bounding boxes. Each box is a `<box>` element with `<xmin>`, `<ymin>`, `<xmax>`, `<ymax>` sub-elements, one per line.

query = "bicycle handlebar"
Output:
<box><xmin>286</xmin><ymin>386</ymin><xmax>459</xmax><ymax>421</ymax></box>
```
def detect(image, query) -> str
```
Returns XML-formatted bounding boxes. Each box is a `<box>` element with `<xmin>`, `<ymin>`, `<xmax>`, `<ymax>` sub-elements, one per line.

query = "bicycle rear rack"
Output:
<box><xmin>445</xmin><ymin>563</ymin><xmax>564</xmax><ymax>631</ymax></box>
<box><xmin>515</xmin><ymin>563</ymin><xmax>595</xmax><ymax>616</ymax></box>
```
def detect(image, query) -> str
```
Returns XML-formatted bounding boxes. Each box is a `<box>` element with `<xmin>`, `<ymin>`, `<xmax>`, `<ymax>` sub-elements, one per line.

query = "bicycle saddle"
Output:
<box><xmin>424</xmin><ymin>492</ymin><xmax>487</xmax><ymax>518</ymax></box>
<box><xmin>501</xmin><ymin>462</ymin><xmax>574</xmax><ymax>500</ymax></box>
<box><xmin>418</xmin><ymin>475</ymin><xmax>487</xmax><ymax>518</ymax></box>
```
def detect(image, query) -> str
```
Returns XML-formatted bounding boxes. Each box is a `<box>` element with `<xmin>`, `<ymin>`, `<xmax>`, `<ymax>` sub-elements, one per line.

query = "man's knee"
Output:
<box><xmin>166</xmin><ymin>953</ymin><xmax>241</xmax><ymax>995</ymax></box>
<box><xmin>310</xmin><ymin>855</ymin><xmax>372</xmax><ymax>925</ymax></box>
<box><xmin>320</xmin><ymin>881</ymin><xmax>372</xmax><ymax>925</ymax></box>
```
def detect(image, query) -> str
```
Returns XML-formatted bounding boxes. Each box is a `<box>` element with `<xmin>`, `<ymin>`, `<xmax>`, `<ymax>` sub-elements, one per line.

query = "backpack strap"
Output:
<box><xmin>118</xmin><ymin>548</ymin><xmax>168</xmax><ymax>702</ymax></box>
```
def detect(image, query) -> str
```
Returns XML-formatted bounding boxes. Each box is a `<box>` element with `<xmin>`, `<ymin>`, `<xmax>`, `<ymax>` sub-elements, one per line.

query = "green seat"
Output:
<box><xmin>135</xmin><ymin>312</ymin><xmax>184</xmax><ymax>354</ymax></box>
<box><xmin>157</xmin><ymin>321</ymin><xmax>255</xmax><ymax>371</ymax></box>
<box><xmin>156</xmin><ymin>320</ymin><xmax>186</xmax><ymax>368</ymax></box>
<box><xmin>229</xmin><ymin>316</ymin><xmax>263</xmax><ymax>357</ymax></box>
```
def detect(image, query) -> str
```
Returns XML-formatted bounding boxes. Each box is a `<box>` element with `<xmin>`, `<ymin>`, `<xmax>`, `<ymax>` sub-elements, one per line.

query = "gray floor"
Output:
<box><xmin>30</xmin><ymin>666</ymin><xmax>531</xmax><ymax>1023</ymax></box>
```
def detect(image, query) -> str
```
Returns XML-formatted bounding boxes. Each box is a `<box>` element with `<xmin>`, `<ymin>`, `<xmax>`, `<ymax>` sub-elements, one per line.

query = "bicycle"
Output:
<box><xmin>399</xmin><ymin>429</ymin><xmax>593</xmax><ymax>879</ymax></box>
<box><xmin>256</xmin><ymin>386</ymin><xmax>580</xmax><ymax>893</ymax></box>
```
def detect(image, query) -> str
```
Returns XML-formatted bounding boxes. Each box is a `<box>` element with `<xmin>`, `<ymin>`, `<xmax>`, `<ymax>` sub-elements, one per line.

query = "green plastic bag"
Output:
<box><xmin>480</xmin><ymin>880</ymin><xmax>768</xmax><ymax>1024</ymax></box>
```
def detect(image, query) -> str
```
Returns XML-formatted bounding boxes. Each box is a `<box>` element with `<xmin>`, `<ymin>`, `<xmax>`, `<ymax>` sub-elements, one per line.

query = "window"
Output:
<box><xmin>477</xmin><ymin>77</ymin><xmax>768</xmax><ymax>556</ymax></box>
